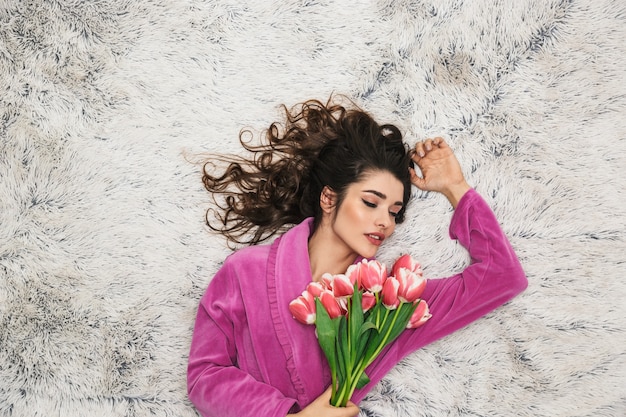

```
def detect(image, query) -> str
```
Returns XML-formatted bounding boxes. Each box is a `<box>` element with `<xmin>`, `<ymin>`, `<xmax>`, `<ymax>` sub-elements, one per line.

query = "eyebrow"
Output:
<box><xmin>363</xmin><ymin>190</ymin><xmax>403</xmax><ymax>206</ymax></box>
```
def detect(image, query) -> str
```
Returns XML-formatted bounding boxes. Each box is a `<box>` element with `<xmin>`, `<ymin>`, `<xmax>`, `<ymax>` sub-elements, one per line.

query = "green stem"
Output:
<box><xmin>347</xmin><ymin>297</ymin><xmax>352</xmax><ymax>355</ymax></box>
<box><xmin>333</xmin><ymin>298</ymin><xmax>355</xmax><ymax>407</ymax></box>
<box><xmin>335</xmin><ymin>304</ymin><xmax>404</xmax><ymax>407</ymax></box>
<box><xmin>378</xmin><ymin>307</ymin><xmax>389</xmax><ymax>330</ymax></box>
<box><xmin>336</xmin><ymin>379</ymin><xmax>350</xmax><ymax>407</ymax></box>
<box><xmin>369</xmin><ymin>305</ymin><xmax>401</xmax><ymax>360</ymax></box>
<box><xmin>344</xmin><ymin>365</ymin><xmax>365</xmax><ymax>404</ymax></box>
<box><xmin>329</xmin><ymin>366</ymin><xmax>338</xmax><ymax>405</ymax></box>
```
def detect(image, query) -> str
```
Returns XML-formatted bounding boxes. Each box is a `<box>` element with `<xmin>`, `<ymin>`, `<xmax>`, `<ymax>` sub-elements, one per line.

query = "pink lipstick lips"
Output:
<box><xmin>365</xmin><ymin>232</ymin><xmax>385</xmax><ymax>246</ymax></box>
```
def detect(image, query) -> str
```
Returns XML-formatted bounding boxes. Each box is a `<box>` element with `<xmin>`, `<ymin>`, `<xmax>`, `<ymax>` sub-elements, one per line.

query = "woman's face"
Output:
<box><xmin>329</xmin><ymin>170</ymin><xmax>405</xmax><ymax>259</ymax></box>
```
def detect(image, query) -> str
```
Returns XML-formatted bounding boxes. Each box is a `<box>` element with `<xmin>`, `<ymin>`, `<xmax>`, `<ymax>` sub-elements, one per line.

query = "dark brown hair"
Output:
<box><xmin>202</xmin><ymin>97</ymin><xmax>412</xmax><ymax>246</ymax></box>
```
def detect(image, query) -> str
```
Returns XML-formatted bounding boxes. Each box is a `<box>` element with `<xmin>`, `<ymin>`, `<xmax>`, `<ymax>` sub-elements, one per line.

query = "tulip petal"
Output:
<box><xmin>347</xmin><ymin>259</ymin><xmax>387</xmax><ymax>294</ymax></box>
<box><xmin>406</xmin><ymin>300</ymin><xmax>432</xmax><ymax>328</ymax></box>
<box><xmin>381</xmin><ymin>277</ymin><xmax>400</xmax><ymax>309</ymax></box>
<box><xmin>361</xmin><ymin>291</ymin><xmax>377</xmax><ymax>312</ymax></box>
<box><xmin>332</xmin><ymin>273</ymin><xmax>354</xmax><ymax>297</ymax></box>
<box><xmin>396</xmin><ymin>268</ymin><xmax>427</xmax><ymax>303</ymax></box>
<box><xmin>321</xmin><ymin>273</ymin><xmax>334</xmax><ymax>290</ymax></box>
<box><xmin>320</xmin><ymin>290</ymin><xmax>343</xmax><ymax>319</ymax></box>
<box><xmin>391</xmin><ymin>254</ymin><xmax>422</xmax><ymax>277</ymax></box>
<box><xmin>307</xmin><ymin>281</ymin><xmax>325</xmax><ymax>298</ymax></box>
<box><xmin>289</xmin><ymin>295</ymin><xmax>316</xmax><ymax>325</ymax></box>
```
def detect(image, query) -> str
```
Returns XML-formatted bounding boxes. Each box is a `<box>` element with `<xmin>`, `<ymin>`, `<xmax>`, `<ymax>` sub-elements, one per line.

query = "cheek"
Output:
<box><xmin>336</xmin><ymin>200</ymin><xmax>366</xmax><ymax>227</ymax></box>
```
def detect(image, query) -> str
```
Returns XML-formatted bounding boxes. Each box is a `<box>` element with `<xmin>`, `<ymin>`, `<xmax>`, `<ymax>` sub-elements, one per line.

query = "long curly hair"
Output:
<box><xmin>202</xmin><ymin>97</ymin><xmax>412</xmax><ymax>246</ymax></box>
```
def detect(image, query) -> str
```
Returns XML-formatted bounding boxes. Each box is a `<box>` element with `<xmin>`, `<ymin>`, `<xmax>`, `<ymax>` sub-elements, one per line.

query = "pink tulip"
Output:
<box><xmin>347</xmin><ymin>259</ymin><xmax>387</xmax><ymax>293</ymax></box>
<box><xmin>306</xmin><ymin>282</ymin><xmax>325</xmax><ymax>298</ymax></box>
<box><xmin>289</xmin><ymin>290</ymin><xmax>316</xmax><ymax>324</ymax></box>
<box><xmin>331</xmin><ymin>273</ymin><xmax>355</xmax><ymax>297</ymax></box>
<box><xmin>344</xmin><ymin>264</ymin><xmax>360</xmax><ymax>288</ymax></box>
<box><xmin>337</xmin><ymin>297</ymin><xmax>348</xmax><ymax>314</ymax></box>
<box><xmin>395</xmin><ymin>268</ymin><xmax>427</xmax><ymax>303</ymax></box>
<box><xmin>391</xmin><ymin>254</ymin><xmax>422</xmax><ymax>277</ymax></box>
<box><xmin>361</xmin><ymin>291</ymin><xmax>377</xmax><ymax>312</ymax></box>
<box><xmin>343</xmin><ymin>265</ymin><xmax>359</xmax><ymax>287</ymax></box>
<box><xmin>320</xmin><ymin>290</ymin><xmax>343</xmax><ymax>319</ymax></box>
<box><xmin>406</xmin><ymin>300</ymin><xmax>432</xmax><ymax>329</ymax></box>
<box><xmin>381</xmin><ymin>277</ymin><xmax>400</xmax><ymax>309</ymax></box>
<box><xmin>321</xmin><ymin>273</ymin><xmax>334</xmax><ymax>290</ymax></box>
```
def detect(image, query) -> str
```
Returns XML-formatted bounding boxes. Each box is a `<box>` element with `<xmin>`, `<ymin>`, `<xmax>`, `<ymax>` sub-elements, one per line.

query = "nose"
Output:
<box><xmin>376</xmin><ymin>213</ymin><xmax>390</xmax><ymax>229</ymax></box>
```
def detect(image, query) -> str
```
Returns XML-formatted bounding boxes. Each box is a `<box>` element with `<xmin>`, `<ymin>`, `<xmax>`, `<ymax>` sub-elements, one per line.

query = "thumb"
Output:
<box><xmin>344</xmin><ymin>400</ymin><xmax>360</xmax><ymax>416</ymax></box>
<box><xmin>410</xmin><ymin>167</ymin><xmax>427</xmax><ymax>190</ymax></box>
<box><xmin>320</xmin><ymin>386</ymin><xmax>333</xmax><ymax>401</ymax></box>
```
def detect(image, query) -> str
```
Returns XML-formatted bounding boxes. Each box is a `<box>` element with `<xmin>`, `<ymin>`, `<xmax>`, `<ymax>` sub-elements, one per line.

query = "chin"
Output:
<box><xmin>359</xmin><ymin>247</ymin><xmax>379</xmax><ymax>259</ymax></box>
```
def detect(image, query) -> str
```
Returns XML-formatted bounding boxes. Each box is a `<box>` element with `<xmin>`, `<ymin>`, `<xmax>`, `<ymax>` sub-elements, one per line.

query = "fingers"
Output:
<box><xmin>319</xmin><ymin>386</ymin><xmax>332</xmax><ymax>400</ymax></box>
<box><xmin>412</xmin><ymin>137</ymin><xmax>447</xmax><ymax>159</ymax></box>
<box><xmin>309</xmin><ymin>387</ymin><xmax>360</xmax><ymax>417</ymax></box>
<box><xmin>409</xmin><ymin>166</ymin><xmax>426</xmax><ymax>189</ymax></box>
<box><xmin>343</xmin><ymin>401</ymin><xmax>360</xmax><ymax>416</ymax></box>
<box><xmin>335</xmin><ymin>401</ymin><xmax>360</xmax><ymax>417</ymax></box>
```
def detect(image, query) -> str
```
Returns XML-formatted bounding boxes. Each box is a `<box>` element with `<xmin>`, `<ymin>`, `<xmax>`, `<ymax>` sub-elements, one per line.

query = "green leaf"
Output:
<box><xmin>385</xmin><ymin>302</ymin><xmax>418</xmax><ymax>343</ymax></box>
<box><xmin>356</xmin><ymin>371</ymin><xmax>371</xmax><ymax>389</ymax></box>
<box><xmin>315</xmin><ymin>298</ymin><xmax>338</xmax><ymax>374</ymax></box>
<box><xmin>362</xmin><ymin>304</ymin><xmax>383</xmax><ymax>344</ymax></box>
<box><xmin>355</xmin><ymin>321</ymin><xmax>376</xmax><ymax>360</ymax></box>
<box><xmin>328</xmin><ymin>314</ymin><xmax>347</xmax><ymax>389</ymax></box>
<box><xmin>338</xmin><ymin>315</ymin><xmax>350</xmax><ymax>376</ymax></box>
<box><xmin>349</xmin><ymin>285</ymin><xmax>364</xmax><ymax>364</ymax></box>
<box><xmin>365</xmin><ymin>306</ymin><xmax>392</xmax><ymax>355</ymax></box>
<box><xmin>359</xmin><ymin>321</ymin><xmax>377</xmax><ymax>335</ymax></box>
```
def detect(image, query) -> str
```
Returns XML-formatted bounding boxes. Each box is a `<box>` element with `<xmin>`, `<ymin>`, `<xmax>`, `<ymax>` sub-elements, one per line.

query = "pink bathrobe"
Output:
<box><xmin>187</xmin><ymin>189</ymin><xmax>528</xmax><ymax>417</ymax></box>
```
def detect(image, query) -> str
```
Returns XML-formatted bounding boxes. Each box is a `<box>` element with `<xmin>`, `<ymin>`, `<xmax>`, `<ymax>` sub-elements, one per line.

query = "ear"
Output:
<box><xmin>320</xmin><ymin>186</ymin><xmax>337</xmax><ymax>213</ymax></box>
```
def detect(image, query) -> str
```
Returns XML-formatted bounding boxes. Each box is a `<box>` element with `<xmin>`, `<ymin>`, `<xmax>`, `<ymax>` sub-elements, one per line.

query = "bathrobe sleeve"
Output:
<box><xmin>187</xmin><ymin>258</ymin><xmax>297</xmax><ymax>417</ymax></box>
<box><xmin>353</xmin><ymin>188</ymin><xmax>528</xmax><ymax>401</ymax></box>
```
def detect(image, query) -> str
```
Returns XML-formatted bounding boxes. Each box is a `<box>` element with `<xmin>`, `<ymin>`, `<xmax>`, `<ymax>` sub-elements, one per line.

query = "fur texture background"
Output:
<box><xmin>1</xmin><ymin>0</ymin><xmax>625</xmax><ymax>416</ymax></box>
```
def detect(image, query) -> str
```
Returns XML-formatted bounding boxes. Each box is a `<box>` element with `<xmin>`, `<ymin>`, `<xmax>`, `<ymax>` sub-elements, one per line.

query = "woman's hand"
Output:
<box><xmin>287</xmin><ymin>387</ymin><xmax>360</xmax><ymax>417</ymax></box>
<box><xmin>410</xmin><ymin>137</ymin><xmax>471</xmax><ymax>208</ymax></box>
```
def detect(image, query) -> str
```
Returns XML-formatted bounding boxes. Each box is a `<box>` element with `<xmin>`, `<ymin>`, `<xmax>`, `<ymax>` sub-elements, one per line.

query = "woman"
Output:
<box><xmin>187</xmin><ymin>98</ymin><xmax>527</xmax><ymax>417</ymax></box>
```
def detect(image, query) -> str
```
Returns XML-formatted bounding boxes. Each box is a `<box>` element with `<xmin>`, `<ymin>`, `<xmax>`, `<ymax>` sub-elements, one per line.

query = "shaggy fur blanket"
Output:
<box><xmin>1</xmin><ymin>1</ymin><xmax>624</xmax><ymax>416</ymax></box>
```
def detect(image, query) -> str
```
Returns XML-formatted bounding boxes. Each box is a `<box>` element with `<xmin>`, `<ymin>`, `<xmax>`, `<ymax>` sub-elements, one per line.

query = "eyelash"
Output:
<box><xmin>362</xmin><ymin>199</ymin><xmax>400</xmax><ymax>217</ymax></box>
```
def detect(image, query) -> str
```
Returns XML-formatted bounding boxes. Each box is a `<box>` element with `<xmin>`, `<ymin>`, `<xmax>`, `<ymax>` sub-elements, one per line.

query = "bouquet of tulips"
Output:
<box><xmin>289</xmin><ymin>254</ymin><xmax>432</xmax><ymax>407</ymax></box>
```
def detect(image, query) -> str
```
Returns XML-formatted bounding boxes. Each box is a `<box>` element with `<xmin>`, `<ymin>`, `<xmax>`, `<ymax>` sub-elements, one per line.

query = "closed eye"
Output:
<box><xmin>362</xmin><ymin>199</ymin><xmax>377</xmax><ymax>208</ymax></box>
<box><xmin>363</xmin><ymin>199</ymin><xmax>401</xmax><ymax>218</ymax></box>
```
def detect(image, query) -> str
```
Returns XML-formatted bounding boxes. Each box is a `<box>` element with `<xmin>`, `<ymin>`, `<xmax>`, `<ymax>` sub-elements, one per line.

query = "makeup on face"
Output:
<box><xmin>331</xmin><ymin>171</ymin><xmax>405</xmax><ymax>259</ymax></box>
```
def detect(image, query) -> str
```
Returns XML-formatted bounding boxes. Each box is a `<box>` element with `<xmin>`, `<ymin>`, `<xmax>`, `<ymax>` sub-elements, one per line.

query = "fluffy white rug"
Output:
<box><xmin>1</xmin><ymin>1</ymin><xmax>624</xmax><ymax>416</ymax></box>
